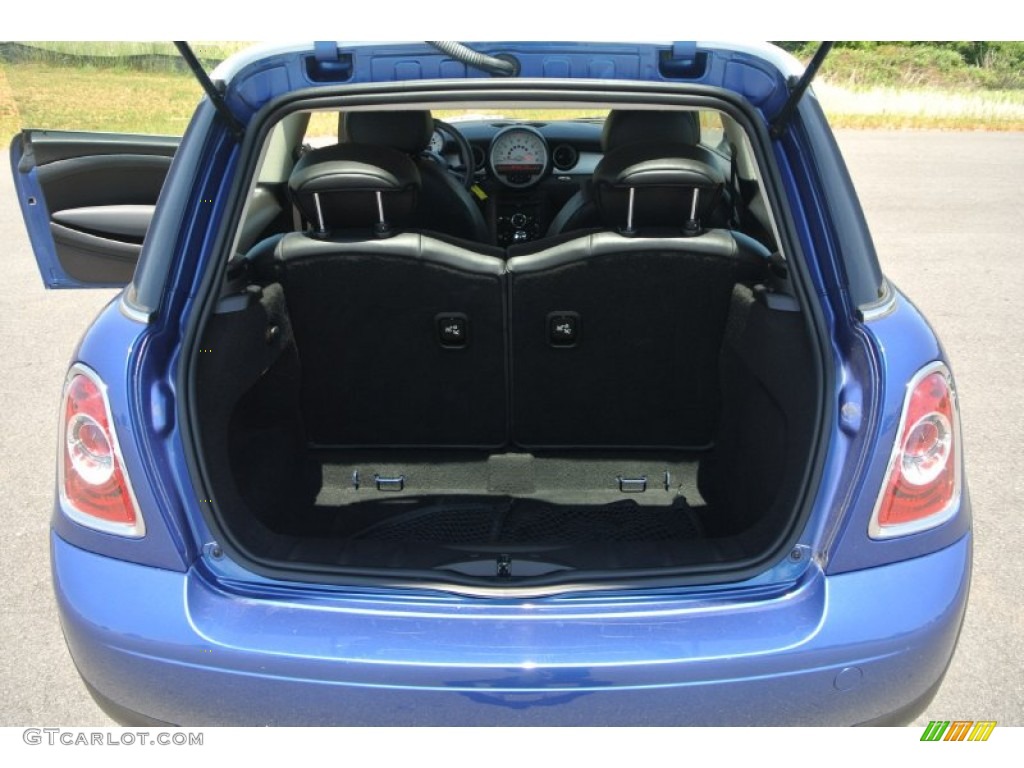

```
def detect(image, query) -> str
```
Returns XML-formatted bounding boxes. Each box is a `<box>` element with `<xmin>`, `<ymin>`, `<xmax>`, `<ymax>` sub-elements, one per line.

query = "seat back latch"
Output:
<box><xmin>617</xmin><ymin>475</ymin><xmax>647</xmax><ymax>493</ymax></box>
<box><xmin>375</xmin><ymin>474</ymin><xmax>406</xmax><ymax>492</ymax></box>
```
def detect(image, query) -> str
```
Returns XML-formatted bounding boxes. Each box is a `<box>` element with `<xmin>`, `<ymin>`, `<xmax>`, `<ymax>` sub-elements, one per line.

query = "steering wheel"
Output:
<box><xmin>421</xmin><ymin>119</ymin><xmax>476</xmax><ymax>189</ymax></box>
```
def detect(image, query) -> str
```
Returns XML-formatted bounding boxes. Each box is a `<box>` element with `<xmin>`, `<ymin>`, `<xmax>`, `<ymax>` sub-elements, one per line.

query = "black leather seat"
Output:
<box><xmin>546</xmin><ymin>109</ymin><xmax>727</xmax><ymax>237</ymax></box>
<box><xmin>249</xmin><ymin>142</ymin><xmax>507</xmax><ymax>448</ymax></box>
<box><xmin>340</xmin><ymin>110</ymin><xmax>490</xmax><ymax>243</ymax></box>
<box><xmin>506</xmin><ymin>148</ymin><xmax>769</xmax><ymax>450</ymax></box>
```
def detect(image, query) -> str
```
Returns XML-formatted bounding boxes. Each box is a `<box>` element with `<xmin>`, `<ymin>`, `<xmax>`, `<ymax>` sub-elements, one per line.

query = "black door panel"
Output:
<box><xmin>12</xmin><ymin>130</ymin><xmax>179</xmax><ymax>288</ymax></box>
<box><xmin>35</xmin><ymin>154</ymin><xmax>171</xmax><ymax>211</ymax></box>
<box><xmin>50</xmin><ymin>222</ymin><xmax>142</xmax><ymax>284</ymax></box>
<box><xmin>21</xmin><ymin>131</ymin><xmax>179</xmax><ymax>167</ymax></box>
<box><xmin>51</xmin><ymin>205</ymin><xmax>154</xmax><ymax>241</ymax></box>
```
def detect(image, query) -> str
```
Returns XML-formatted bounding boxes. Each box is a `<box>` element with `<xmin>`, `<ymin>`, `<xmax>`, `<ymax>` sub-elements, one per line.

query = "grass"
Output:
<box><xmin>0</xmin><ymin>42</ymin><xmax>239</xmax><ymax>141</ymax></box>
<box><xmin>781</xmin><ymin>42</ymin><xmax>1024</xmax><ymax>91</ymax></box>
<box><xmin>2</xmin><ymin>63</ymin><xmax>201</xmax><ymax>137</ymax></box>
<box><xmin>815</xmin><ymin>81</ymin><xmax>1024</xmax><ymax>131</ymax></box>
<box><xmin>16</xmin><ymin>41</ymin><xmax>249</xmax><ymax>60</ymax></box>
<box><xmin>0</xmin><ymin>66</ymin><xmax>18</xmax><ymax>142</ymax></box>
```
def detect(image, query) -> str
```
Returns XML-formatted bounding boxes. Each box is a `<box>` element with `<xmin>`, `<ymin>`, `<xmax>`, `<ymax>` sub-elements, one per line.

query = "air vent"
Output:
<box><xmin>471</xmin><ymin>145</ymin><xmax>486</xmax><ymax>168</ymax></box>
<box><xmin>551</xmin><ymin>144</ymin><xmax>579</xmax><ymax>171</ymax></box>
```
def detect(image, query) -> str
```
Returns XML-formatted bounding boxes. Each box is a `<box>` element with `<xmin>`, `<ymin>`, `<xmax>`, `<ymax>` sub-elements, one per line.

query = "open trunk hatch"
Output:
<box><xmin>181</xmin><ymin>48</ymin><xmax>829</xmax><ymax>590</ymax></box>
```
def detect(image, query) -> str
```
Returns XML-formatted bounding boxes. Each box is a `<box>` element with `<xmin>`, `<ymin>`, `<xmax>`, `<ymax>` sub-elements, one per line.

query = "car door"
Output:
<box><xmin>10</xmin><ymin>129</ymin><xmax>179</xmax><ymax>288</ymax></box>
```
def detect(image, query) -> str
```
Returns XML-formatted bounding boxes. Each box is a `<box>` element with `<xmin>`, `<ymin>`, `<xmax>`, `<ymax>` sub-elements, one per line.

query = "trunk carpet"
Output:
<box><xmin>342</xmin><ymin>496</ymin><xmax>702</xmax><ymax>544</ymax></box>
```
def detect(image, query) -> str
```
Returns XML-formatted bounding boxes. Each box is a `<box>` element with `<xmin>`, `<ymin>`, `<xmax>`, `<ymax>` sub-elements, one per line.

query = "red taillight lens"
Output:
<box><xmin>870</xmin><ymin>364</ymin><xmax>960</xmax><ymax>538</ymax></box>
<box><xmin>60</xmin><ymin>368</ymin><xmax>144</xmax><ymax>537</ymax></box>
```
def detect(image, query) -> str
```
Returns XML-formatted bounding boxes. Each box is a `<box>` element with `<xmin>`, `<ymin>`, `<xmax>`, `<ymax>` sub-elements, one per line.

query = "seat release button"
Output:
<box><xmin>437</xmin><ymin>313</ymin><xmax>469</xmax><ymax>347</ymax></box>
<box><xmin>548</xmin><ymin>312</ymin><xmax>580</xmax><ymax>347</ymax></box>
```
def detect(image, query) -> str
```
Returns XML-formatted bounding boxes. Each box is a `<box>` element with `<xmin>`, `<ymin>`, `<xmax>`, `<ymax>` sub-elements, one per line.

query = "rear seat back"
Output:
<box><xmin>248</xmin><ymin>141</ymin><xmax>769</xmax><ymax>452</ymax></box>
<box><xmin>507</xmin><ymin>231</ymin><xmax>768</xmax><ymax>449</ymax></box>
<box><xmin>249</xmin><ymin>144</ymin><xmax>507</xmax><ymax>448</ymax></box>
<box><xmin>505</xmin><ymin>145</ymin><xmax>769</xmax><ymax>450</ymax></box>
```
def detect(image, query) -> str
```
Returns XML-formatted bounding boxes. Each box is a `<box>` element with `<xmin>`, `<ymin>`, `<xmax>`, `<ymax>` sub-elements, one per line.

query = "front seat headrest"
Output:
<box><xmin>339</xmin><ymin>111</ymin><xmax>434</xmax><ymax>154</ymax></box>
<box><xmin>289</xmin><ymin>143</ymin><xmax>421</xmax><ymax>232</ymax></box>
<box><xmin>592</xmin><ymin>142</ymin><xmax>724</xmax><ymax>233</ymax></box>
<box><xmin>601</xmin><ymin>110</ymin><xmax>701</xmax><ymax>152</ymax></box>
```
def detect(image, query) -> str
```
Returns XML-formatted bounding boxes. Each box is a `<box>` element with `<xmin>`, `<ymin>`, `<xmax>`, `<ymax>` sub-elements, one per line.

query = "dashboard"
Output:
<box><xmin>430</xmin><ymin>118</ymin><xmax>603</xmax><ymax>246</ymax></box>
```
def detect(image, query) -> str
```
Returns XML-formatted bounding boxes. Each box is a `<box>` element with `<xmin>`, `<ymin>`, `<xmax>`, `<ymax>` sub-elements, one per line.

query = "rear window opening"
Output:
<box><xmin>188</xmin><ymin>97</ymin><xmax>823</xmax><ymax>589</ymax></box>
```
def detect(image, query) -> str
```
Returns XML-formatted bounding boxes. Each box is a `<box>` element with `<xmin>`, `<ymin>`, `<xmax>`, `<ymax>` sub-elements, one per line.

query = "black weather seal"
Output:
<box><xmin>770</xmin><ymin>41</ymin><xmax>834</xmax><ymax>140</ymax></box>
<box><xmin>173</xmin><ymin>41</ymin><xmax>245</xmax><ymax>141</ymax></box>
<box><xmin>427</xmin><ymin>41</ymin><xmax>518</xmax><ymax>77</ymax></box>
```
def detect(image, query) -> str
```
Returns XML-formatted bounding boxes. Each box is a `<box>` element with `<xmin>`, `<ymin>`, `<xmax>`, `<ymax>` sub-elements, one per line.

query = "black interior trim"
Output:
<box><xmin>51</xmin><ymin>204</ymin><xmax>154</xmax><ymax>240</ymax></box>
<box><xmin>23</xmin><ymin>130</ymin><xmax>178</xmax><ymax>167</ymax></box>
<box><xmin>50</xmin><ymin>222</ymin><xmax>141</xmax><ymax>283</ymax></box>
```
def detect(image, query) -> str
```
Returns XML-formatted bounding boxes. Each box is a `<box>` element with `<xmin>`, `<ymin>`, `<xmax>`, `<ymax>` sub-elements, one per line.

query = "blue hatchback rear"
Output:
<box><xmin>11</xmin><ymin>41</ymin><xmax>970</xmax><ymax>725</ymax></box>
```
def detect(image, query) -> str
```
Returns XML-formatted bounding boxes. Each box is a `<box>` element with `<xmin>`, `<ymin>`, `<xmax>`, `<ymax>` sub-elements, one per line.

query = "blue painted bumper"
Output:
<box><xmin>53</xmin><ymin>532</ymin><xmax>970</xmax><ymax>726</ymax></box>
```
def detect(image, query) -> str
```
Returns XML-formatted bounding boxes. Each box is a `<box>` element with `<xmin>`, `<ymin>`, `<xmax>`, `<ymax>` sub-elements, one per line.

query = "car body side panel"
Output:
<box><xmin>53</xmin><ymin>531</ymin><xmax>970</xmax><ymax>726</ymax></box>
<box><xmin>771</xmin><ymin>101</ymin><xmax>970</xmax><ymax>574</ymax></box>
<box><xmin>51</xmin><ymin>298</ymin><xmax>189</xmax><ymax>572</ymax></box>
<box><xmin>827</xmin><ymin>290</ymin><xmax>972</xmax><ymax>574</ymax></box>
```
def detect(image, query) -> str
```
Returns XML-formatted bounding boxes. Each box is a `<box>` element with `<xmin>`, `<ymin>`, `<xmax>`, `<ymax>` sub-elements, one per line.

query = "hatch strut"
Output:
<box><xmin>173</xmin><ymin>42</ymin><xmax>245</xmax><ymax>140</ymax></box>
<box><xmin>770</xmin><ymin>42</ymin><xmax>835</xmax><ymax>140</ymax></box>
<box><xmin>427</xmin><ymin>41</ymin><xmax>518</xmax><ymax>77</ymax></box>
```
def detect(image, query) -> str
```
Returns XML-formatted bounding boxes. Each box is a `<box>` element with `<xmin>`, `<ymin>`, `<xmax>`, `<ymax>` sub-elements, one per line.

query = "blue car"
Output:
<box><xmin>10</xmin><ymin>41</ymin><xmax>970</xmax><ymax>726</ymax></box>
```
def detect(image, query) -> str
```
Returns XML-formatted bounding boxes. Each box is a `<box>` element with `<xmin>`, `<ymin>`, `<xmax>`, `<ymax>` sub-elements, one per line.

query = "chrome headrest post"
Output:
<box><xmin>373</xmin><ymin>190</ymin><xmax>392</xmax><ymax>238</ymax></box>
<box><xmin>620</xmin><ymin>187</ymin><xmax>637</xmax><ymax>236</ymax></box>
<box><xmin>313</xmin><ymin>192</ymin><xmax>327</xmax><ymax>236</ymax></box>
<box><xmin>683</xmin><ymin>187</ymin><xmax>701</xmax><ymax>236</ymax></box>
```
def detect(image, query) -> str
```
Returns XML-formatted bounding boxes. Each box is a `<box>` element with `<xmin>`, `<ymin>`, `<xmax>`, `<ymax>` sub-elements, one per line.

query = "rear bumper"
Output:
<box><xmin>53</xmin><ymin>531</ymin><xmax>971</xmax><ymax>726</ymax></box>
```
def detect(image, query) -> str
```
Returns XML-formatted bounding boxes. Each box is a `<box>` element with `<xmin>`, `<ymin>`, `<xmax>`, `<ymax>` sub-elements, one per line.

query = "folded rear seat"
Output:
<box><xmin>247</xmin><ymin>140</ymin><xmax>768</xmax><ymax>454</ymax></box>
<box><xmin>248</xmin><ymin>143</ymin><xmax>508</xmax><ymax>448</ymax></box>
<box><xmin>505</xmin><ymin>144</ymin><xmax>770</xmax><ymax>450</ymax></box>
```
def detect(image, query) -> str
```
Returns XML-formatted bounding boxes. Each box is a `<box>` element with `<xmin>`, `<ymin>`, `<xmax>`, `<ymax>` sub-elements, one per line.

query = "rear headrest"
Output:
<box><xmin>289</xmin><ymin>144</ymin><xmax>420</xmax><ymax>232</ymax></box>
<box><xmin>601</xmin><ymin>110</ymin><xmax>701</xmax><ymax>152</ymax></box>
<box><xmin>592</xmin><ymin>142</ymin><xmax>725</xmax><ymax>234</ymax></box>
<box><xmin>339</xmin><ymin>110</ymin><xmax>434</xmax><ymax>154</ymax></box>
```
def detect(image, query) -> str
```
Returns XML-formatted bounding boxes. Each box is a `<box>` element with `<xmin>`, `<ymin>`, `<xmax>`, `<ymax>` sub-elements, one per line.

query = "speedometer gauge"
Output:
<box><xmin>488</xmin><ymin>126</ymin><xmax>550</xmax><ymax>188</ymax></box>
<box><xmin>427</xmin><ymin>130</ymin><xmax>445</xmax><ymax>155</ymax></box>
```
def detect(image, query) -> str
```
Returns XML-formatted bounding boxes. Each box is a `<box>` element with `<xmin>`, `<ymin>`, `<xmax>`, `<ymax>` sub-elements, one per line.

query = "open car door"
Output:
<box><xmin>10</xmin><ymin>130</ymin><xmax>178</xmax><ymax>288</ymax></box>
<box><xmin>8</xmin><ymin>42</ymin><xmax>243</xmax><ymax>289</ymax></box>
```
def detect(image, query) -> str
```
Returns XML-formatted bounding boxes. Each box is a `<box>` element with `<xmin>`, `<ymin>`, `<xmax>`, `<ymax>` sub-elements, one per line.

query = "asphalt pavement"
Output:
<box><xmin>0</xmin><ymin>130</ymin><xmax>1021</xmax><ymax>726</ymax></box>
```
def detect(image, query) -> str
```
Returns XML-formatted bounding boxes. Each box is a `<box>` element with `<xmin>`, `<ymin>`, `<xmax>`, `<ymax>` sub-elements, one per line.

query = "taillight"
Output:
<box><xmin>869</xmin><ymin>362</ymin><xmax>961</xmax><ymax>539</ymax></box>
<box><xmin>58</xmin><ymin>365</ymin><xmax>144</xmax><ymax>537</ymax></box>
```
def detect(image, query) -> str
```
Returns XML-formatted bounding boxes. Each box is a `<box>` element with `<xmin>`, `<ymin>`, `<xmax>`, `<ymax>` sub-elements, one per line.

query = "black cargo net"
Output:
<box><xmin>350</xmin><ymin>497</ymin><xmax>701</xmax><ymax>544</ymax></box>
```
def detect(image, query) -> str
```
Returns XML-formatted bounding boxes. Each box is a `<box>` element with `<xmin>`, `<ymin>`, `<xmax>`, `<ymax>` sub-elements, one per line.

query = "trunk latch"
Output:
<box><xmin>617</xmin><ymin>475</ymin><xmax>648</xmax><ymax>493</ymax></box>
<box><xmin>496</xmin><ymin>554</ymin><xmax>512</xmax><ymax>579</ymax></box>
<box><xmin>374</xmin><ymin>474</ymin><xmax>405</xmax><ymax>492</ymax></box>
